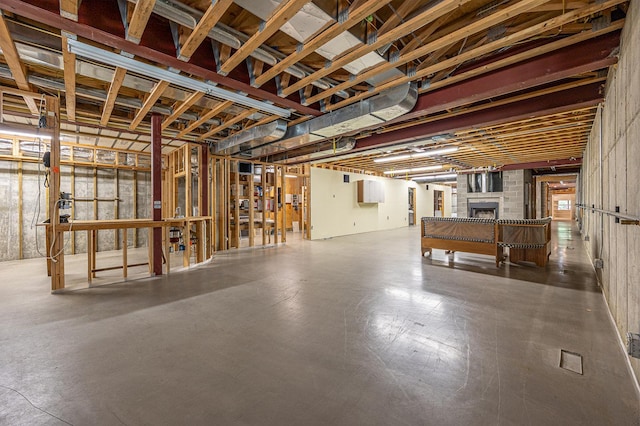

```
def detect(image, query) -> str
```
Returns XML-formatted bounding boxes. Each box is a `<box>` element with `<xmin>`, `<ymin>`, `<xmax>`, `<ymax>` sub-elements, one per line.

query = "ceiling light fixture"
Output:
<box><xmin>374</xmin><ymin>147</ymin><xmax>458</xmax><ymax>163</ymax></box>
<box><xmin>66</xmin><ymin>39</ymin><xmax>291</xmax><ymax>118</ymax></box>
<box><xmin>383</xmin><ymin>165</ymin><xmax>443</xmax><ymax>175</ymax></box>
<box><xmin>412</xmin><ymin>173</ymin><xmax>457</xmax><ymax>181</ymax></box>
<box><xmin>0</xmin><ymin>126</ymin><xmax>52</xmax><ymax>140</ymax></box>
<box><xmin>285</xmin><ymin>174</ymin><xmax>298</xmax><ymax>178</ymax></box>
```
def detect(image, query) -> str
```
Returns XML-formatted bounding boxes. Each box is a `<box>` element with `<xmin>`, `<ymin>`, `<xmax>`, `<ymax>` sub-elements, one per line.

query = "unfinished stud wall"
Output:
<box><xmin>0</xmin><ymin>160</ymin><xmax>151</xmax><ymax>262</ymax></box>
<box><xmin>580</xmin><ymin>3</ymin><xmax>640</xmax><ymax>381</ymax></box>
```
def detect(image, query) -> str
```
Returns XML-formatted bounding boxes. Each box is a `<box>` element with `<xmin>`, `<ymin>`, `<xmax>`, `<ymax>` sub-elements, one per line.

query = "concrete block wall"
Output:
<box><xmin>457</xmin><ymin>170</ymin><xmax>527</xmax><ymax>219</ymax></box>
<box><xmin>0</xmin><ymin>162</ymin><xmax>151</xmax><ymax>262</ymax></box>
<box><xmin>580</xmin><ymin>3</ymin><xmax>640</xmax><ymax>381</ymax></box>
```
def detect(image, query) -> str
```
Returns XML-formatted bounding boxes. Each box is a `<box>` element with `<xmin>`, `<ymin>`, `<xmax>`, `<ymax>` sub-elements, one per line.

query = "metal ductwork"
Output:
<box><xmin>234</xmin><ymin>0</ymin><xmax>405</xmax><ymax>86</ymax></box>
<box><xmin>280</xmin><ymin>137</ymin><xmax>357</xmax><ymax>164</ymax></box>
<box><xmin>212</xmin><ymin>120</ymin><xmax>288</xmax><ymax>156</ymax></box>
<box><xmin>129</xmin><ymin>0</ymin><xmax>347</xmax><ymax>97</ymax></box>
<box><xmin>238</xmin><ymin>83</ymin><xmax>418</xmax><ymax>159</ymax></box>
<box><xmin>0</xmin><ymin>43</ymin><xmax>240</xmax><ymax>126</ymax></box>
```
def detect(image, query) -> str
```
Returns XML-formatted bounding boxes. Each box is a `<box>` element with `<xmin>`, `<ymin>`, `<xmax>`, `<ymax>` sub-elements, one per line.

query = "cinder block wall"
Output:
<box><xmin>0</xmin><ymin>162</ymin><xmax>150</xmax><ymax>262</ymax></box>
<box><xmin>580</xmin><ymin>3</ymin><xmax>640</xmax><ymax>381</ymax></box>
<box><xmin>457</xmin><ymin>169</ymin><xmax>529</xmax><ymax>219</ymax></box>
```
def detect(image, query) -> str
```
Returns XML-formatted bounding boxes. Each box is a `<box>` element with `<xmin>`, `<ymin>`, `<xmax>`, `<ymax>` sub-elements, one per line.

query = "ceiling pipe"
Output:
<box><xmin>212</xmin><ymin>120</ymin><xmax>288</xmax><ymax>156</ymax></box>
<box><xmin>243</xmin><ymin>83</ymin><xmax>418</xmax><ymax>159</ymax></box>
<box><xmin>280</xmin><ymin>137</ymin><xmax>357</xmax><ymax>164</ymax></box>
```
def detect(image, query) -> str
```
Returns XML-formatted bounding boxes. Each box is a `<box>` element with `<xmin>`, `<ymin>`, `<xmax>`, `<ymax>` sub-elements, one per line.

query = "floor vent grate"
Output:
<box><xmin>560</xmin><ymin>350</ymin><xmax>583</xmax><ymax>374</ymax></box>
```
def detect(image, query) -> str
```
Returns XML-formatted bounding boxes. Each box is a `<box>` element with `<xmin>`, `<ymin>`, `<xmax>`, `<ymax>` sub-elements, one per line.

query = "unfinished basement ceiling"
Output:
<box><xmin>0</xmin><ymin>0</ymin><xmax>629</xmax><ymax>174</ymax></box>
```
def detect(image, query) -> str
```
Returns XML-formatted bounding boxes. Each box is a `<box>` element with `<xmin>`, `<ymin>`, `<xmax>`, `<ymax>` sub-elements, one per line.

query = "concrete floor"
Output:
<box><xmin>0</xmin><ymin>222</ymin><xmax>638</xmax><ymax>425</ymax></box>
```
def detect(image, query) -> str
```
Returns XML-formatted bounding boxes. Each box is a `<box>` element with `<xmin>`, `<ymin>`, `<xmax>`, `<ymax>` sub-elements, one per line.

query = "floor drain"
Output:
<box><xmin>560</xmin><ymin>350</ymin><xmax>583</xmax><ymax>374</ymax></box>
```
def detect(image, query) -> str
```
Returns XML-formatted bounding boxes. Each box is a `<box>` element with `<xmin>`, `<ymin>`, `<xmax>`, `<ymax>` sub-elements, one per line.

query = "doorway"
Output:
<box><xmin>408</xmin><ymin>187</ymin><xmax>415</xmax><ymax>226</ymax></box>
<box><xmin>434</xmin><ymin>190</ymin><xmax>444</xmax><ymax>217</ymax></box>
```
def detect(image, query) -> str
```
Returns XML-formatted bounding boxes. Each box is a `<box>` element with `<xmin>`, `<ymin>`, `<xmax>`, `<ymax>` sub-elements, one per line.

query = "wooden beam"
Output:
<box><xmin>377</xmin><ymin>1</ymin><xmax>418</xmax><ymax>36</ymax></box>
<box><xmin>218</xmin><ymin>0</ymin><xmax>309</xmax><ymax>76</ymax></box>
<box><xmin>176</xmin><ymin>100</ymin><xmax>233</xmax><ymax>138</ymax></box>
<box><xmin>100</xmin><ymin>66</ymin><xmax>127</xmax><ymax>127</ymax></box>
<box><xmin>0</xmin><ymin>13</ymin><xmax>39</xmax><ymax>114</ymax></box>
<box><xmin>126</xmin><ymin>0</ymin><xmax>156</xmax><ymax>44</ymax></box>
<box><xmin>59</xmin><ymin>0</ymin><xmax>79</xmax><ymax>21</ymax></box>
<box><xmin>419</xmin><ymin>22</ymin><xmax>623</xmax><ymax>94</ymax></box>
<box><xmin>282</xmin><ymin>0</ymin><xmax>475</xmax><ymax>98</ymax></box>
<box><xmin>162</xmin><ymin>91</ymin><xmax>205</xmax><ymax>130</ymax></box>
<box><xmin>320</xmin><ymin>0</ymin><xmax>626</xmax><ymax>111</ymax></box>
<box><xmin>61</xmin><ymin>33</ymin><xmax>76</xmax><ymax>121</ymax></box>
<box><xmin>252</xmin><ymin>0</ymin><xmax>391</xmax><ymax>87</ymax></box>
<box><xmin>178</xmin><ymin>0</ymin><xmax>234</xmax><ymax>61</ymax></box>
<box><xmin>197</xmin><ymin>108</ymin><xmax>258</xmax><ymax>141</ymax></box>
<box><xmin>129</xmin><ymin>80</ymin><xmax>170</xmax><ymax>130</ymax></box>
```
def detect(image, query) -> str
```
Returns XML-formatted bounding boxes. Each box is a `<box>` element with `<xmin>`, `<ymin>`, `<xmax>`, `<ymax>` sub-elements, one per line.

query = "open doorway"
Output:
<box><xmin>434</xmin><ymin>190</ymin><xmax>444</xmax><ymax>217</ymax></box>
<box><xmin>408</xmin><ymin>187</ymin><xmax>415</xmax><ymax>226</ymax></box>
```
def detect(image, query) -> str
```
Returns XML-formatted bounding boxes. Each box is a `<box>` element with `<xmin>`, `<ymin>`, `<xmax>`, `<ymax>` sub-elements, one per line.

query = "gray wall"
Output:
<box><xmin>0</xmin><ymin>162</ymin><xmax>151</xmax><ymax>262</ymax></box>
<box><xmin>457</xmin><ymin>170</ymin><xmax>528</xmax><ymax>219</ymax></box>
<box><xmin>579</xmin><ymin>3</ymin><xmax>640</xmax><ymax>380</ymax></box>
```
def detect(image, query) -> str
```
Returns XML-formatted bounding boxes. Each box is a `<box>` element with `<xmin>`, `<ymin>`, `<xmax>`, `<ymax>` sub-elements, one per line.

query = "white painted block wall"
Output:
<box><xmin>580</xmin><ymin>3</ymin><xmax>640</xmax><ymax>382</ymax></box>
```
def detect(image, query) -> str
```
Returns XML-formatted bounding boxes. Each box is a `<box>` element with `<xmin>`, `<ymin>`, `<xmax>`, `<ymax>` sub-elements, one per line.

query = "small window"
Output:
<box><xmin>557</xmin><ymin>200</ymin><xmax>571</xmax><ymax>211</ymax></box>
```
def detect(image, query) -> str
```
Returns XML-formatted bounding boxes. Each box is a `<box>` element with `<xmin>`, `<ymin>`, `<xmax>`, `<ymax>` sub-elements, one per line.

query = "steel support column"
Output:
<box><xmin>151</xmin><ymin>113</ymin><xmax>163</xmax><ymax>276</ymax></box>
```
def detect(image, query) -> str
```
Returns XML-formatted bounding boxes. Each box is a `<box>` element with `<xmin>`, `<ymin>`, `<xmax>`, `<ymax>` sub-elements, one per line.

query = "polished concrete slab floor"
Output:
<box><xmin>1</xmin><ymin>222</ymin><xmax>638</xmax><ymax>425</ymax></box>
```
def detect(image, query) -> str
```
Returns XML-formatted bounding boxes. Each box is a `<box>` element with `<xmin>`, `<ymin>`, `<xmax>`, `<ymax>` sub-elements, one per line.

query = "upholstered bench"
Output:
<box><xmin>421</xmin><ymin>217</ymin><xmax>505</xmax><ymax>267</ymax></box>
<box><xmin>497</xmin><ymin>217</ymin><xmax>552</xmax><ymax>267</ymax></box>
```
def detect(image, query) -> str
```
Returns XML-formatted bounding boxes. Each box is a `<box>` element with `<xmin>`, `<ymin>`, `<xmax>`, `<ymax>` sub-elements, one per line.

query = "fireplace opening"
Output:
<box><xmin>469</xmin><ymin>202</ymin><xmax>499</xmax><ymax>219</ymax></box>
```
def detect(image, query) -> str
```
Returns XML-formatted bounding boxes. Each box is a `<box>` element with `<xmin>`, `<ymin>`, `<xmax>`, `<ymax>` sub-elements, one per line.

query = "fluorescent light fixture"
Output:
<box><xmin>285</xmin><ymin>174</ymin><xmax>298</xmax><ymax>178</ymax></box>
<box><xmin>0</xmin><ymin>128</ymin><xmax>52</xmax><ymax>140</ymax></box>
<box><xmin>383</xmin><ymin>165</ymin><xmax>442</xmax><ymax>175</ymax></box>
<box><xmin>413</xmin><ymin>173</ymin><xmax>457</xmax><ymax>181</ymax></box>
<box><xmin>67</xmin><ymin>39</ymin><xmax>291</xmax><ymax>118</ymax></box>
<box><xmin>374</xmin><ymin>146</ymin><xmax>458</xmax><ymax>163</ymax></box>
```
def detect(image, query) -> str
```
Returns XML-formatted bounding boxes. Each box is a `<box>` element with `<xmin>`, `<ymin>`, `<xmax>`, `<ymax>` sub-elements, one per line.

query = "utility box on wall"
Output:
<box><xmin>357</xmin><ymin>180</ymin><xmax>385</xmax><ymax>203</ymax></box>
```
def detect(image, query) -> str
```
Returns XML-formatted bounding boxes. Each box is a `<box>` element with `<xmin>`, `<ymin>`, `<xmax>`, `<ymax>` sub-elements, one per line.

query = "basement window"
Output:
<box><xmin>558</xmin><ymin>200</ymin><xmax>571</xmax><ymax>211</ymax></box>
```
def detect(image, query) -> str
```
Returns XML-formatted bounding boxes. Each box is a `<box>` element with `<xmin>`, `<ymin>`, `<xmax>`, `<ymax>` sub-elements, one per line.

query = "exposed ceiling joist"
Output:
<box><xmin>129</xmin><ymin>80</ymin><xmax>170</xmax><ymax>130</ymax></box>
<box><xmin>305</xmin><ymin>0</ymin><xmax>552</xmax><ymax>105</ymax></box>
<box><xmin>100</xmin><ymin>67</ymin><xmax>127</xmax><ymax>126</ymax></box>
<box><xmin>178</xmin><ymin>0</ymin><xmax>235</xmax><ymax>61</ymax></box>
<box><xmin>162</xmin><ymin>91</ymin><xmax>205</xmax><ymax>130</ymax></box>
<box><xmin>408</xmin><ymin>31</ymin><xmax>619</xmax><ymax>118</ymax></box>
<box><xmin>0</xmin><ymin>0</ymin><xmax>320</xmax><ymax>117</ymax></box>
<box><xmin>61</xmin><ymin>33</ymin><xmax>76</xmax><ymax>121</ymax></box>
<box><xmin>59</xmin><ymin>0</ymin><xmax>79</xmax><ymax>21</ymax></box>
<box><xmin>282</xmin><ymin>0</ymin><xmax>477</xmax><ymax>98</ymax></box>
<box><xmin>197</xmin><ymin>108</ymin><xmax>258</xmax><ymax>141</ymax></box>
<box><xmin>252</xmin><ymin>0</ymin><xmax>393</xmax><ymax>88</ymax></box>
<box><xmin>126</xmin><ymin>0</ymin><xmax>156</xmax><ymax>44</ymax></box>
<box><xmin>318</xmin><ymin>0</ymin><xmax>625</xmax><ymax>110</ymax></box>
<box><xmin>176</xmin><ymin>100</ymin><xmax>233</xmax><ymax>138</ymax></box>
<box><xmin>218</xmin><ymin>0</ymin><xmax>310</xmax><ymax>76</ymax></box>
<box><xmin>0</xmin><ymin>13</ymin><xmax>39</xmax><ymax>115</ymax></box>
